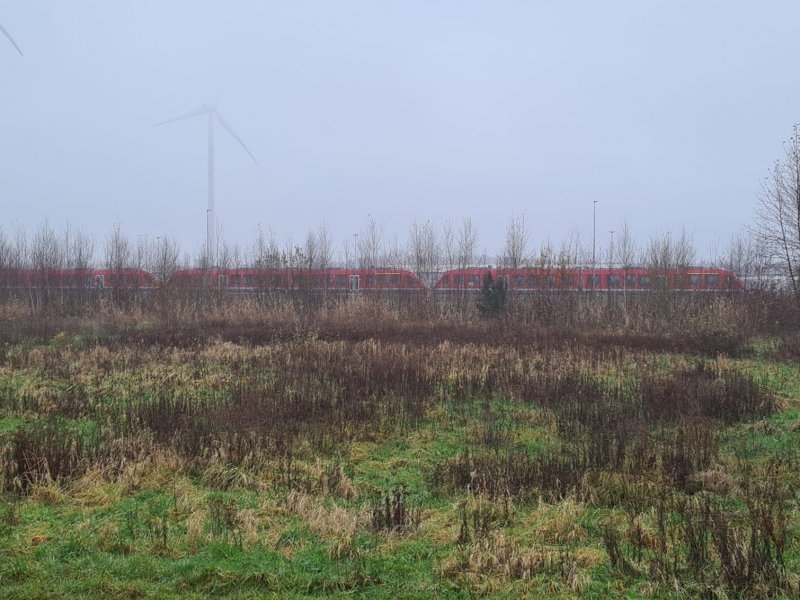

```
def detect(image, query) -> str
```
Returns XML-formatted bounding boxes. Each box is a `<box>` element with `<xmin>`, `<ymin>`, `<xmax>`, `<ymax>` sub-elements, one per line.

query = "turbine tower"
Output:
<box><xmin>154</xmin><ymin>104</ymin><xmax>257</xmax><ymax>268</ymax></box>
<box><xmin>0</xmin><ymin>23</ymin><xmax>24</xmax><ymax>56</ymax></box>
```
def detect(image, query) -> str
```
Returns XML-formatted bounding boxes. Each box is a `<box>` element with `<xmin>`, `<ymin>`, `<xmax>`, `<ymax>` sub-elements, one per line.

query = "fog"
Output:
<box><xmin>2</xmin><ymin>1</ymin><xmax>799</xmax><ymax>262</ymax></box>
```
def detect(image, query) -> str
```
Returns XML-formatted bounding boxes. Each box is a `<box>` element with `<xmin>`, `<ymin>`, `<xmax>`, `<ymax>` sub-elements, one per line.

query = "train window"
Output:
<box><xmin>607</xmin><ymin>274</ymin><xmax>621</xmax><ymax>288</ymax></box>
<box><xmin>638</xmin><ymin>275</ymin><xmax>651</xmax><ymax>287</ymax></box>
<box><xmin>674</xmin><ymin>275</ymin><xmax>686</xmax><ymax>287</ymax></box>
<box><xmin>655</xmin><ymin>276</ymin><xmax>667</xmax><ymax>288</ymax></box>
<box><xmin>562</xmin><ymin>275</ymin><xmax>574</xmax><ymax>286</ymax></box>
<box><xmin>334</xmin><ymin>274</ymin><xmax>347</xmax><ymax>287</ymax></box>
<box><xmin>528</xmin><ymin>275</ymin><xmax>540</xmax><ymax>287</ymax></box>
<box><xmin>390</xmin><ymin>274</ymin><xmax>402</xmax><ymax>286</ymax></box>
<box><xmin>625</xmin><ymin>274</ymin><xmax>637</xmax><ymax>287</ymax></box>
<box><xmin>587</xmin><ymin>274</ymin><xmax>600</xmax><ymax>288</ymax></box>
<box><xmin>689</xmin><ymin>274</ymin><xmax>701</xmax><ymax>286</ymax></box>
<box><xmin>310</xmin><ymin>275</ymin><xmax>324</xmax><ymax>287</ymax></box>
<box><xmin>228</xmin><ymin>274</ymin><xmax>239</xmax><ymax>286</ymax></box>
<box><xmin>546</xmin><ymin>275</ymin><xmax>556</xmax><ymax>287</ymax></box>
<box><xmin>294</xmin><ymin>274</ymin><xmax>306</xmax><ymax>286</ymax></box>
<box><xmin>704</xmin><ymin>274</ymin><xmax>718</xmax><ymax>286</ymax></box>
<box><xmin>514</xmin><ymin>275</ymin><xmax>526</xmax><ymax>287</ymax></box>
<box><xmin>453</xmin><ymin>275</ymin><xmax>464</xmax><ymax>286</ymax></box>
<box><xmin>467</xmin><ymin>275</ymin><xmax>480</xmax><ymax>286</ymax></box>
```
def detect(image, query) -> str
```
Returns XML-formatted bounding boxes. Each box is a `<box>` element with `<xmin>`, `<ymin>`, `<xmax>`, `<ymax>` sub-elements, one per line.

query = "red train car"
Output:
<box><xmin>167</xmin><ymin>268</ymin><xmax>424</xmax><ymax>291</ymax></box>
<box><xmin>433</xmin><ymin>267</ymin><xmax>743</xmax><ymax>292</ymax></box>
<box><xmin>0</xmin><ymin>268</ymin><xmax>156</xmax><ymax>289</ymax></box>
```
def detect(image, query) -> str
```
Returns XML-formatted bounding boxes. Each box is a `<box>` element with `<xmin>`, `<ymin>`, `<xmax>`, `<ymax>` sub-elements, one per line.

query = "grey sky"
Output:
<box><xmin>2</xmin><ymin>1</ymin><xmax>799</xmax><ymax>262</ymax></box>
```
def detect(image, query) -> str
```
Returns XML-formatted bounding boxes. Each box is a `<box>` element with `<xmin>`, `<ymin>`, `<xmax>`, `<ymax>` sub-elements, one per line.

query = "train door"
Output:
<box><xmin>218</xmin><ymin>274</ymin><xmax>226</xmax><ymax>289</ymax></box>
<box><xmin>94</xmin><ymin>274</ymin><xmax>104</xmax><ymax>289</ymax></box>
<box><xmin>349</xmin><ymin>275</ymin><xmax>360</xmax><ymax>291</ymax></box>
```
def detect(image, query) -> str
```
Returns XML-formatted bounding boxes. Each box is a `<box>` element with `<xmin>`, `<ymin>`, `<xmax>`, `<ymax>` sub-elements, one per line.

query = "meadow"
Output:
<box><xmin>0</xmin><ymin>293</ymin><xmax>798</xmax><ymax>598</ymax></box>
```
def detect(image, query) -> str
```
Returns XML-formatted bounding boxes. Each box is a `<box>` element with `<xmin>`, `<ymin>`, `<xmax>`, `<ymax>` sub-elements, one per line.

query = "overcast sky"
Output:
<box><xmin>2</xmin><ymin>1</ymin><xmax>799</xmax><ymax>262</ymax></box>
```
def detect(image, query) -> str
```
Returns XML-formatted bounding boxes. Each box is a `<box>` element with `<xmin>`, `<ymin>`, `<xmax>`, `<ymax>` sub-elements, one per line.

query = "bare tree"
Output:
<box><xmin>502</xmin><ymin>213</ymin><xmax>529</xmax><ymax>268</ymax></box>
<box><xmin>616</xmin><ymin>219</ymin><xmax>636</xmax><ymax>270</ymax></box>
<box><xmin>0</xmin><ymin>227</ymin><xmax>13</xmax><ymax>270</ymax></box>
<box><xmin>358</xmin><ymin>216</ymin><xmax>383</xmax><ymax>269</ymax></box>
<box><xmin>30</xmin><ymin>221</ymin><xmax>64</xmax><ymax>309</ymax></box>
<box><xmin>534</xmin><ymin>239</ymin><xmax>553</xmax><ymax>268</ymax></box>
<box><xmin>408</xmin><ymin>220</ymin><xmax>440</xmax><ymax>283</ymax></box>
<box><xmin>68</xmin><ymin>227</ymin><xmax>95</xmax><ymax>273</ymax></box>
<box><xmin>304</xmin><ymin>229</ymin><xmax>318</xmax><ymax>268</ymax></box>
<box><xmin>152</xmin><ymin>236</ymin><xmax>181</xmax><ymax>284</ymax></box>
<box><xmin>31</xmin><ymin>221</ymin><xmax>63</xmax><ymax>277</ymax></box>
<box><xmin>218</xmin><ymin>240</ymin><xmax>237</xmax><ymax>270</ymax></box>
<box><xmin>105</xmin><ymin>223</ymin><xmax>131</xmax><ymax>271</ymax></box>
<box><xmin>383</xmin><ymin>233</ymin><xmax>405</xmax><ymax>267</ymax></box>
<box><xmin>316</xmin><ymin>222</ymin><xmax>334</xmax><ymax>272</ymax></box>
<box><xmin>441</xmin><ymin>218</ymin><xmax>456</xmax><ymax>269</ymax></box>
<box><xmin>457</xmin><ymin>216</ymin><xmax>478</xmax><ymax>271</ymax></box>
<box><xmin>341</xmin><ymin>238</ymin><xmax>353</xmax><ymax>269</ymax></box>
<box><xmin>252</xmin><ymin>225</ymin><xmax>281</xmax><ymax>268</ymax></box>
<box><xmin>753</xmin><ymin>124</ymin><xmax>800</xmax><ymax>302</ymax></box>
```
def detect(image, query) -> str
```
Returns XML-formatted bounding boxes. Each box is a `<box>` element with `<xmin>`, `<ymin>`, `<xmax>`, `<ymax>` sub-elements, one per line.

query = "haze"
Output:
<box><xmin>2</xmin><ymin>1</ymin><xmax>799</xmax><ymax>261</ymax></box>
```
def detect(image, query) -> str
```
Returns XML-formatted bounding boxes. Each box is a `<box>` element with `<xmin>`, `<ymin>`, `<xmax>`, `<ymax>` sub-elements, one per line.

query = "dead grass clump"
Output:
<box><xmin>185</xmin><ymin>509</ymin><xmax>206</xmax><ymax>552</ymax></box>
<box><xmin>29</xmin><ymin>475</ymin><xmax>67</xmax><ymax>506</ymax></box>
<box><xmin>72</xmin><ymin>467</ymin><xmax>121</xmax><ymax>508</ymax></box>
<box><xmin>200</xmin><ymin>463</ymin><xmax>257</xmax><ymax>491</ymax></box>
<box><xmin>314</xmin><ymin>461</ymin><xmax>358</xmax><ymax>501</ymax></box>
<box><xmin>96</xmin><ymin>521</ymin><xmax>133</xmax><ymax>554</ymax></box>
<box><xmin>686</xmin><ymin>468</ymin><xmax>734</xmax><ymax>496</ymax></box>
<box><xmin>440</xmin><ymin>532</ymin><xmax>588</xmax><ymax>593</ymax></box>
<box><xmin>523</xmin><ymin>496</ymin><xmax>588</xmax><ymax>544</ymax></box>
<box><xmin>118</xmin><ymin>449</ymin><xmax>187</xmax><ymax>494</ymax></box>
<box><xmin>285</xmin><ymin>489</ymin><xmax>364</xmax><ymax>558</ymax></box>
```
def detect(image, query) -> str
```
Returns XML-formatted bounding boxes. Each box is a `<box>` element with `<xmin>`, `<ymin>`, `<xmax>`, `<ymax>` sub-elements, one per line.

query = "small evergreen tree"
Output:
<box><xmin>477</xmin><ymin>271</ymin><xmax>507</xmax><ymax>318</ymax></box>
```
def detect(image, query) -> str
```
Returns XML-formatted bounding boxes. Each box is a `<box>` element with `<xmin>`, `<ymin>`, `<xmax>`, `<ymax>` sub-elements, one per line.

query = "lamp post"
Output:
<box><xmin>592</xmin><ymin>201</ymin><xmax>598</xmax><ymax>290</ymax></box>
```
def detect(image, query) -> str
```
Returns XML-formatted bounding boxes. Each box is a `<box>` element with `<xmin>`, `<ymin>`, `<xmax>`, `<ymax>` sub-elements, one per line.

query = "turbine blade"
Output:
<box><xmin>152</xmin><ymin>106</ymin><xmax>210</xmax><ymax>127</ymax></box>
<box><xmin>214</xmin><ymin>110</ymin><xmax>258</xmax><ymax>165</ymax></box>
<box><xmin>0</xmin><ymin>24</ymin><xmax>23</xmax><ymax>57</ymax></box>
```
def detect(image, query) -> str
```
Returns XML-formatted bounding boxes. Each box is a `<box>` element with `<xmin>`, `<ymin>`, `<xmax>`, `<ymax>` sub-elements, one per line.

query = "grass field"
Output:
<box><xmin>0</xmin><ymin>307</ymin><xmax>798</xmax><ymax>598</ymax></box>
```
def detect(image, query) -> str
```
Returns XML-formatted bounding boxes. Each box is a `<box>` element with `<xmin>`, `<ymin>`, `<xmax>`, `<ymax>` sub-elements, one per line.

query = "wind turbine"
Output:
<box><xmin>0</xmin><ymin>23</ymin><xmax>24</xmax><ymax>56</ymax></box>
<box><xmin>154</xmin><ymin>104</ymin><xmax>257</xmax><ymax>268</ymax></box>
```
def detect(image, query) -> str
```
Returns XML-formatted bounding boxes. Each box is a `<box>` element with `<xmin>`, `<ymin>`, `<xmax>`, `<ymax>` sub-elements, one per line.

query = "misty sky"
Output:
<box><xmin>2</xmin><ymin>1</ymin><xmax>799</xmax><ymax>262</ymax></box>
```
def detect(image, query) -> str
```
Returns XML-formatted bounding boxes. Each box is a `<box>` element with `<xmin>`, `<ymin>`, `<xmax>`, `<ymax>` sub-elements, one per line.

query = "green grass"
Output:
<box><xmin>0</xmin><ymin>334</ymin><xmax>798</xmax><ymax>598</ymax></box>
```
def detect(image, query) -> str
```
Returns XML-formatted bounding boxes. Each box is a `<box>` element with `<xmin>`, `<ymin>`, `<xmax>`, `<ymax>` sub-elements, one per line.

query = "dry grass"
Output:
<box><xmin>285</xmin><ymin>489</ymin><xmax>366</xmax><ymax>558</ymax></box>
<box><xmin>440</xmin><ymin>531</ymin><xmax>590</xmax><ymax>594</ymax></box>
<box><xmin>521</xmin><ymin>496</ymin><xmax>588</xmax><ymax>544</ymax></box>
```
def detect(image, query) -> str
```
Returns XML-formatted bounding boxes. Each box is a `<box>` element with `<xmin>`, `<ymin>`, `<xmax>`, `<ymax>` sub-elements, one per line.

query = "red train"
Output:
<box><xmin>433</xmin><ymin>267</ymin><xmax>743</xmax><ymax>292</ymax></box>
<box><xmin>167</xmin><ymin>268</ymin><xmax>425</xmax><ymax>291</ymax></box>
<box><xmin>0</xmin><ymin>266</ymin><xmax>743</xmax><ymax>293</ymax></box>
<box><xmin>0</xmin><ymin>268</ymin><xmax>157</xmax><ymax>289</ymax></box>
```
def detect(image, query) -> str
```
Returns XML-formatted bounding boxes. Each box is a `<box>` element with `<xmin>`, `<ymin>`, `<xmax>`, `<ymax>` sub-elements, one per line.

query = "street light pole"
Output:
<box><xmin>592</xmin><ymin>201</ymin><xmax>598</xmax><ymax>290</ymax></box>
<box><xmin>592</xmin><ymin>201</ymin><xmax>598</xmax><ymax>266</ymax></box>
